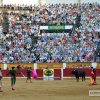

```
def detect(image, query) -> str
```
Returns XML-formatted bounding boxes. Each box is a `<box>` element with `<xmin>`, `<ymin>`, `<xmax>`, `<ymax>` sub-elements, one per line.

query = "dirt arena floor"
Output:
<box><xmin>0</xmin><ymin>78</ymin><xmax>100</xmax><ymax>100</ymax></box>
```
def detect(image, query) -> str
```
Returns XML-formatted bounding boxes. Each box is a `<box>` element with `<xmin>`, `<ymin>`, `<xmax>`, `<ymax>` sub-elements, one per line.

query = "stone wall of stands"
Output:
<box><xmin>0</xmin><ymin>62</ymin><xmax>100</xmax><ymax>70</ymax></box>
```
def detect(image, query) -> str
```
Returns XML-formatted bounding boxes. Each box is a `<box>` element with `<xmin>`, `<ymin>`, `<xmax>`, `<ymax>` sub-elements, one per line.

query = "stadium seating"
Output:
<box><xmin>0</xmin><ymin>3</ymin><xmax>100</xmax><ymax>63</ymax></box>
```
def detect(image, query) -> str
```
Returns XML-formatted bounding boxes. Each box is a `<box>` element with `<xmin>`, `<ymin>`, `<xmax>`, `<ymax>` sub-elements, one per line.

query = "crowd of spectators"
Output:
<box><xmin>0</xmin><ymin>2</ymin><xmax>100</xmax><ymax>63</ymax></box>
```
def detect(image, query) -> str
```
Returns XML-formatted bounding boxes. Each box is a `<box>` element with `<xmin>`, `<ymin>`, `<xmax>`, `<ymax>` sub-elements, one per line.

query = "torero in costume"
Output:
<box><xmin>0</xmin><ymin>68</ymin><xmax>3</xmax><ymax>92</ymax></box>
<box><xmin>26</xmin><ymin>67</ymin><xmax>32</xmax><ymax>83</ymax></box>
<box><xmin>6</xmin><ymin>67</ymin><xmax>21</xmax><ymax>90</ymax></box>
<box><xmin>88</xmin><ymin>67</ymin><xmax>97</xmax><ymax>86</ymax></box>
<box><xmin>92</xmin><ymin>69</ymin><xmax>97</xmax><ymax>85</ymax></box>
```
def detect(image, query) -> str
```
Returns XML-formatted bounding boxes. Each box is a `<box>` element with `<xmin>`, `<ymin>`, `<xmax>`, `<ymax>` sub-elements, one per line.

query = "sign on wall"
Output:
<box><xmin>43</xmin><ymin>69</ymin><xmax>54</xmax><ymax>80</ymax></box>
<box><xmin>48</xmin><ymin>26</ymin><xmax>65</xmax><ymax>30</ymax></box>
<box><xmin>40</xmin><ymin>25</ymin><xmax>73</xmax><ymax>30</ymax></box>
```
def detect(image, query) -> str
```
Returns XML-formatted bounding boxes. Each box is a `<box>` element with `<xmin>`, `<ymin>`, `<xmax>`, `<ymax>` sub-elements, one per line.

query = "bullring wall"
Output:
<box><xmin>0</xmin><ymin>62</ymin><xmax>99</xmax><ymax>70</ymax></box>
<box><xmin>1</xmin><ymin>68</ymin><xmax>100</xmax><ymax>80</ymax></box>
<box><xmin>1</xmin><ymin>63</ymin><xmax>100</xmax><ymax>80</ymax></box>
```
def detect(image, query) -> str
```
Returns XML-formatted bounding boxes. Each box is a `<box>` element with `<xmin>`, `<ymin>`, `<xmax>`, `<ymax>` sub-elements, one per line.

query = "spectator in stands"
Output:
<box><xmin>17</xmin><ymin>65</ymin><xmax>22</xmax><ymax>69</ymax></box>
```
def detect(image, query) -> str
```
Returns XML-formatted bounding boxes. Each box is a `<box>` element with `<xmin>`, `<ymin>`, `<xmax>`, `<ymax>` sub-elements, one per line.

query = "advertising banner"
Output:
<box><xmin>43</xmin><ymin>69</ymin><xmax>54</xmax><ymax>80</ymax></box>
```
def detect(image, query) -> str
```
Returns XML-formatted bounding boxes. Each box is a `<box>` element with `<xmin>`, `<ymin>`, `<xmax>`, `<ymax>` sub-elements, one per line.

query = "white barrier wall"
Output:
<box><xmin>45</xmin><ymin>0</ymin><xmax>77</xmax><ymax>4</ymax></box>
<box><xmin>81</xmin><ymin>0</ymin><xmax>100</xmax><ymax>3</ymax></box>
<box><xmin>3</xmin><ymin>0</ymin><xmax>39</xmax><ymax>5</ymax></box>
<box><xmin>0</xmin><ymin>0</ymin><xmax>3</xmax><ymax>5</ymax></box>
<box><xmin>2</xmin><ymin>0</ymin><xmax>100</xmax><ymax>5</ymax></box>
<box><xmin>45</xmin><ymin>0</ymin><xmax>100</xmax><ymax>4</ymax></box>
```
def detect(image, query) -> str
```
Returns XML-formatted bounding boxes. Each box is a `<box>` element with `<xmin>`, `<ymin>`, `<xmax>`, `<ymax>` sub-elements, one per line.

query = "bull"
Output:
<box><xmin>71</xmin><ymin>70</ymin><xmax>85</xmax><ymax>82</ymax></box>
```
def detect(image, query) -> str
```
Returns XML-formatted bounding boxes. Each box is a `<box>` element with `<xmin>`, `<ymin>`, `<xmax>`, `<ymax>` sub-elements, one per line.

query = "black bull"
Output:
<box><xmin>71</xmin><ymin>70</ymin><xmax>85</xmax><ymax>82</ymax></box>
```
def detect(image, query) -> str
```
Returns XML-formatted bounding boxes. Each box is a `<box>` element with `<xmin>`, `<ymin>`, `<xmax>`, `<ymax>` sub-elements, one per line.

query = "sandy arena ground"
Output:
<box><xmin>0</xmin><ymin>78</ymin><xmax>100</xmax><ymax>100</ymax></box>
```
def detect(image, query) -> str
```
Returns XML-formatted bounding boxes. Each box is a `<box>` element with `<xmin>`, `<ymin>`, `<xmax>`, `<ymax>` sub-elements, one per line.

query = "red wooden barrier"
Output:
<box><xmin>2</xmin><ymin>69</ymin><xmax>43</xmax><ymax>80</ymax></box>
<box><xmin>2</xmin><ymin>70</ymin><xmax>27</xmax><ymax>77</ymax></box>
<box><xmin>54</xmin><ymin>69</ymin><xmax>61</xmax><ymax>80</ymax></box>
<box><xmin>1</xmin><ymin>68</ymin><xmax>100</xmax><ymax>80</ymax></box>
<box><xmin>63</xmin><ymin>68</ymin><xmax>100</xmax><ymax>77</ymax></box>
<box><xmin>36</xmin><ymin>69</ymin><xmax>43</xmax><ymax>80</ymax></box>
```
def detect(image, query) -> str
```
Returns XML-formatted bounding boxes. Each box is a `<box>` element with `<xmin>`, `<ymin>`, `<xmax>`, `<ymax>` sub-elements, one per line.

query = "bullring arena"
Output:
<box><xmin>0</xmin><ymin>63</ymin><xmax>100</xmax><ymax>100</ymax></box>
<box><xmin>0</xmin><ymin>79</ymin><xmax>100</xmax><ymax>100</ymax></box>
<box><xmin>0</xmin><ymin>0</ymin><xmax>100</xmax><ymax>100</ymax></box>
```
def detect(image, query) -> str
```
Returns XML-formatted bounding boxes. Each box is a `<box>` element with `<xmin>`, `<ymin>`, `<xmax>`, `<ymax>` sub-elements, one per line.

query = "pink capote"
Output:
<box><xmin>31</xmin><ymin>70</ymin><xmax>37</xmax><ymax>80</ymax></box>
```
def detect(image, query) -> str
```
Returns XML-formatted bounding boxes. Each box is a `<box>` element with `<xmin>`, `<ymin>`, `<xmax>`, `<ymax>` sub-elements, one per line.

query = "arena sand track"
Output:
<box><xmin>0</xmin><ymin>79</ymin><xmax>100</xmax><ymax>100</ymax></box>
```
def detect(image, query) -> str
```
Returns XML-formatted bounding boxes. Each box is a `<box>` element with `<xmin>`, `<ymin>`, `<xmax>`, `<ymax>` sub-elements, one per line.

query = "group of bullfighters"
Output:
<box><xmin>0</xmin><ymin>67</ymin><xmax>37</xmax><ymax>92</ymax></box>
<box><xmin>0</xmin><ymin>67</ymin><xmax>97</xmax><ymax>92</ymax></box>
